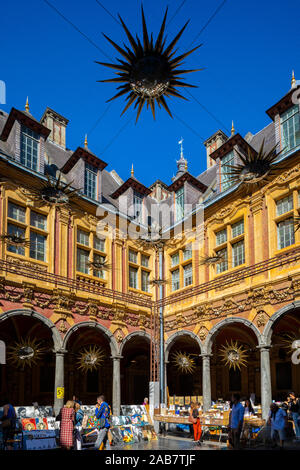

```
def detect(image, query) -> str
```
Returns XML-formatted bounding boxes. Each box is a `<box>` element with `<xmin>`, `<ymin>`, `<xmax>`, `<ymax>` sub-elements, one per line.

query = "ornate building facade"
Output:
<box><xmin>0</xmin><ymin>78</ymin><xmax>300</xmax><ymax>419</ymax></box>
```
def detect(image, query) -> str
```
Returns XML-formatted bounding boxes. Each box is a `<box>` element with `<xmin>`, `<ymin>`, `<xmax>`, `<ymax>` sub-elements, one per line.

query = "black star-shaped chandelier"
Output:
<box><xmin>223</xmin><ymin>140</ymin><xmax>284</xmax><ymax>192</ymax></box>
<box><xmin>96</xmin><ymin>7</ymin><xmax>202</xmax><ymax>122</ymax></box>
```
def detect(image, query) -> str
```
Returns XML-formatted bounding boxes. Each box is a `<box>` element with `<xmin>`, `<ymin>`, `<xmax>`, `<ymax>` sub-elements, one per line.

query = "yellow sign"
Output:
<box><xmin>57</xmin><ymin>387</ymin><xmax>64</xmax><ymax>399</ymax></box>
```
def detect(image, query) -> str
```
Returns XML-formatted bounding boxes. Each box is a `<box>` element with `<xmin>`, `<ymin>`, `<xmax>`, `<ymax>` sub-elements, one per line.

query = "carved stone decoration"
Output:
<box><xmin>255</xmin><ymin>310</ymin><xmax>269</xmax><ymax>328</ymax></box>
<box><xmin>111</xmin><ymin>303</ymin><xmax>127</xmax><ymax>327</ymax></box>
<box><xmin>139</xmin><ymin>314</ymin><xmax>147</xmax><ymax>331</ymax></box>
<box><xmin>6</xmin><ymin>256</ymin><xmax>48</xmax><ymax>273</ymax></box>
<box><xmin>88</xmin><ymin>302</ymin><xmax>99</xmax><ymax>321</ymax></box>
<box><xmin>22</xmin><ymin>282</ymin><xmax>35</xmax><ymax>308</ymax></box>
<box><xmin>114</xmin><ymin>329</ymin><xmax>124</xmax><ymax>344</ymax></box>
<box><xmin>198</xmin><ymin>326</ymin><xmax>208</xmax><ymax>341</ymax></box>
<box><xmin>74</xmin><ymin>302</ymin><xmax>90</xmax><ymax>316</ymax></box>
<box><xmin>58</xmin><ymin>321</ymin><xmax>68</xmax><ymax>334</ymax></box>
<box><xmin>53</xmin><ymin>289</ymin><xmax>75</xmax><ymax>320</ymax></box>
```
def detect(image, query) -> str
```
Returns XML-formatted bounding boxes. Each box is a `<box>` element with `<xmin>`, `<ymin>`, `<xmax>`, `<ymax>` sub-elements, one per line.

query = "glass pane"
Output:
<box><xmin>141</xmin><ymin>254</ymin><xmax>149</xmax><ymax>267</ymax></box>
<box><xmin>183</xmin><ymin>245</ymin><xmax>192</xmax><ymax>261</ymax></box>
<box><xmin>216</xmin><ymin>229</ymin><xmax>227</xmax><ymax>246</ymax></box>
<box><xmin>94</xmin><ymin>236</ymin><xmax>105</xmax><ymax>252</ymax></box>
<box><xmin>129</xmin><ymin>250</ymin><xmax>138</xmax><ymax>263</ymax></box>
<box><xmin>8</xmin><ymin>202</ymin><xmax>26</xmax><ymax>223</ymax></box>
<box><xmin>30</xmin><ymin>211</ymin><xmax>47</xmax><ymax>230</ymax></box>
<box><xmin>141</xmin><ymin>270</ymin><xmax>149</xmax><ymax>292</ymax></box>
<box><xmin>172</xmin><ymin>269</ymin><xmax>180</xmax><ymax>291</ymax></box>
<box><xmin>221</xmin><ymin>151</ymin><xmax>235</xmax><ymax>191</ymax></box>
<box><xmin>276</xmin><ymin>194</ymin><xmax>293</xmax><ymax>216</ymax></box>
<box><xmin>175</xmin><ymin>187</ymin><xmax>184</xmax><ymax>220</ymax></box>
<box><xmin>183</xmin><ymin>263</ymin><xmax>193</xmax><ymax>286</ymax></box>
<box><xmin>77</xmin><ymin>248</ymin><xmax>89</xmax><ymax>274</ymax></box>
<box><xmin>84</xmin><ymin>164</ymin><xmax>97</xmax><ymax>199</ymax></box>
<box><xmin>232</xmin><ymin>220</ymin><xmax>244</xmax><ymax>238</ymax></box>
<box><xmin>171</xmin><ymin>252</ymin><xmax>179</xmax><ymax>267</ymax></box>
<box><xmin>93</xmin><ymin>253</ymin><xmax>105</xmax><ymax>278</ymax></box>
<box><xmin>30</xmin><ymin>232</ymin><xmax>46</xmax><ymax>261</ymax></box>
<box><xmin>77</xmin><ymin>229</ymin><xmax>89</xmax><ymax>246</ymax></box>
<box><xmin>277</xmin><ymin>218</ymin><xmax>295</xmax><ymax>249</ymax></box>
<box><xmin>216</xmin><ymin>248</ymin><xmax>228</xmax><ymax>274</ymax></box>
<box><xmin>21</xmin><ymin>126</ymin><xmax>39</xmax><ymax>171</ymax></box>
<box><xmin>129</xmin><ymin>266</ymin><xmax>138</xmax><ymax>289</ymax></box>
<box><xmin>7</xmin><ymin>224</ymin><xmax>25</xmax><ymax>255</ymax></box>
<box><xmin>232</xmin><ymin>240</ymin><xmax>245</xmax><ymax>267</ymax></box>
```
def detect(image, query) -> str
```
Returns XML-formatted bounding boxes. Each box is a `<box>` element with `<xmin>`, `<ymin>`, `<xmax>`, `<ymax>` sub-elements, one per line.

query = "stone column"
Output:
<box><xmin>201</xmin><ymin>354</ymin><xmax>212</xmax><ymax>412</ymax></box>
<box><xmin>111</xmin><ymin>355</ymin><xmax>122</xmax><ymax>416</ymax></box>
<box><xmin>54</xmin><ymin>349</ymin><xmax>66</xmax><ymax>416</ymax></box>
<box><xmin>258</xmin><ymin>345</ymin><xmax>272</xmax><ymax>420</ymax></box>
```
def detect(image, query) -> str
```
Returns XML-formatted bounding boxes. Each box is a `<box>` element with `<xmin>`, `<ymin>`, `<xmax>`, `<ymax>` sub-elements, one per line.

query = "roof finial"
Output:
<box><xmin>231</xmin><ymin>120</ymin><xmax>235</xmax><ymax>136</ymax></box>
<box><xmin>131</xmin><ymin>163</ymin><xmax>134</xmax><ymax>177</ymax></box>
<box><xmin>178</xmin><ymin>137</ymin><xmax>184</xmax><ymax>159</ymax></box>
<box><xmin>25</xmin><ymin>97</ymin><xmax>29</xmax><ymax>113</ymax></box>
<box><xmin>184</xmin><ymin>160</ymin><xmax>188</xmax><ymax>171</ymax></box>
<box><xmin>84</xmin><ymin>134</ymin><xmax>88</xmax><ymax>149</ymax></box>
<box><xmin>291</xmin><ymin>70</ymin><xmax>296</xmax><ymax>88</ymax></box>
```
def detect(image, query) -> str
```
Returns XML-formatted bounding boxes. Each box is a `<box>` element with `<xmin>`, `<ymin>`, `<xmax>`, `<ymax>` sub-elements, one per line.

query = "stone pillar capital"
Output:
<box><xmin>110</xmin><ymin>355</ymin><xmax>123</xmax><ymax>361</ymax></box>
<box><xmin>53</xmin><ymin>349</ymin><xmax>68</xmax><ymax>355</ymax></box>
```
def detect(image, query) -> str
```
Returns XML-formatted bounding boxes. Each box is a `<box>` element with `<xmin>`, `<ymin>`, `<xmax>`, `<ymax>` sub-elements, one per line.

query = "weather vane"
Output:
<box><xmin>97</xmin><ymin>6</ymin><xmax>202</xmax><ymax>122</ymax></box>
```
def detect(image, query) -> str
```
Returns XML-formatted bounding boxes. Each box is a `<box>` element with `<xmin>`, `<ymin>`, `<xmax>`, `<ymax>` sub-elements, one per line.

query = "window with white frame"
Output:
<box><xmin>281</xmin><ymin>105</ymin><xmax>300</xmax><ymax>154</ymax></box>
<box><xmin>84</xmin><ymin>163</ymin><xmax>97</xmax><ymax>199</ymax></box>
<box><xmin>171</xmin><ymin>268</ymin><xmax>180</xmax><ymax>291</ymax></box>
<box><xmin>277</xmin><ymin>218</ymin><xmax>295</xmax><ymax>249</ymax></box>
<box><xmin>21</xmin><ymin>126</ymin><xmax>39</xmax><ymax>171</ymax></box>
<box><xmin>183</xmin><ymin>263</ymin><xmax>193</xmax><ymax>286</ymax></box>
<box><xmin>221</xmin><ymin>151</ymin><xmax>234</xmax><ymax>191</ymax></box>
<box><xmin>276</xmin><ymin>194</ymin><xmax>293</xmax><ymax>216</ymax></box>
<box><xmin>215</xmin><ymin>247</ymin><xmax>228</xmax><ymax>274</ymax></box>
<box><xmin>232</xmin><ymin>220</ymin><xmax>244</xmax><ymax>238</ymax></box>
<box><xmin>7</xmin><ymin>202</ymin><xmax>47</xmax><ymax>261</ymax></box>
<box><xmin>232</xmin><ymin>240</ymin><xmax>245</xmax><ymax>267</ymax></box>
<box><xmin>175</xmin><ymin>187</ymin><xmax>184</xmax><ymax>221</ymax></box>
<box><xmin>128</xmin><ymin>249</ymin><xmax>151</xmax><ymax>292</ymax></box>
<box><xmin>76</xmin><ymin>228</ymin><xmax>106</xmax><ymax>278</ymax></box>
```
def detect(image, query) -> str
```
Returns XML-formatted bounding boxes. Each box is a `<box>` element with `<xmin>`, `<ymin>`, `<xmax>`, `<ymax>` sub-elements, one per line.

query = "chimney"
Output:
<box><xmin>203</xmin><ymin>130</ymin><xmax>228</xmax><ymax>169</ymax></box>
<box><xmin>40</xmin><ymin>107</ymin><xmax>69</xmax><ymax>149</ymax></box>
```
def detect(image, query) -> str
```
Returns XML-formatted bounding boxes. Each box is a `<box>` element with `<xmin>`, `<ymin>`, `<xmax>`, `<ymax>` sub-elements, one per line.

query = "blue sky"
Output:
<box><xmin>1</xmin><ymin>0</ymin><xmax>299</xmax><ymax>186</ymax></box>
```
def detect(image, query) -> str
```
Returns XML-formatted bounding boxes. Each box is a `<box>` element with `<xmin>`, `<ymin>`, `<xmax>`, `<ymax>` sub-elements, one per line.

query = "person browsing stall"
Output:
<box><xmin>229</xmin><ymin>393</ymin><xmax>245</xmax><ymax>449</ymax></box>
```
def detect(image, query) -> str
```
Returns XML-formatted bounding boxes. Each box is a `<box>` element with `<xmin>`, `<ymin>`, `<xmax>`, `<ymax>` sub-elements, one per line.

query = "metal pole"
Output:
<box><xmin>159</xmin><ymin>246</ymin><xmax>165</xmax><ymax>407</ymax></box>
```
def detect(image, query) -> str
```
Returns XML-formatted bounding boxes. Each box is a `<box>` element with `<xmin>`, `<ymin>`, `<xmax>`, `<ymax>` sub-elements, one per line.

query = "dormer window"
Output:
<box><xmin>21</xmin><ymin>125</ymin><xmax>40</xmax><ymax>171</ymax></box>
<box><xmin>84</xmin><ymin>163</ymin><xmax>97</xmax><ymax>199</ymax></box>
<box><xmin>281</xmin><ymin>105</ymin><xmax>300</xmax><ymax>154</ymax></box>
<box><xmin>220</xmin><ymin>150</ymin><xmax>234</xmax><ymax>191</ymax></box>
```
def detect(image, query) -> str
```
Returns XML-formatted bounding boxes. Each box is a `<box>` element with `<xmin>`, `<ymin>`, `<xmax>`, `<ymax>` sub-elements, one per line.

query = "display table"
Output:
<box><xmin>22</xmin><ymin>430</ymin><xmax>57</xmax><ymax>450</ymax></box>
<box><xmin>153</xmin><ymin>415</ymin><xmax>190</xmax><ymax>425</ymax></box>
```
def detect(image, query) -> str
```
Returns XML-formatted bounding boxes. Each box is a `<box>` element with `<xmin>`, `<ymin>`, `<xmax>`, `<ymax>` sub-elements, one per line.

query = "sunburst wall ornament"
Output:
<box><xmin>223</xmin><ymin>140</ymin><xmax>284</xmax><ymax>192</ymax></box>
<box><xmin>97</xmin><ymin>6</ymin><xmax>202</xmax><ymax>122</ymax></box>
<box><xmin>171</xmin><ymin>351</ymin><xmax>196</xmax><ymax>374</ymax></box>
<box><xmin>219</xmin><ymin>340</ymin><xmax>248</xmax><ymax>371</ymax></box>
<box><xmin>30</xmin><ymin>172</ymin><xmax>80</xmax><ymax>206</ymax></box>
<box><xmin>7</xmin><ymin>338</ymin><xmax>46</xmax><ymax>369</ymax></box>
<box><xmin>77</xmin><ymin>345</ymin><xmax>106</xmax><ymax>372</ymax></box>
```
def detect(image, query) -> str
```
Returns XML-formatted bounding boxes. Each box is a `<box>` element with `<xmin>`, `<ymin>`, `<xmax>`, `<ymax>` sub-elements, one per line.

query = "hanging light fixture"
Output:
<box><xmin>219</xmin><ymin>340</ymin><xmax>248</xmax><ymax>371</ymax></box>
<box><xmin>223</xmin><ymin>140</ymin><xmax>284</xmax><ymax>192</ymax></box>
<box><xmin>7</xmin><ymin>338</ymin><xmax>46</xmax><ymax>369</ymax></box>
<box><xmin>0</xmin><ymin>233</ymin><xmax>31</xmax><ymax>248</ymax></box>
<box><xmin>171</xmin><ymin>351</ymin><xmax>196</xmax><ymax>374</ymax></box>
<box><xmin>97</xmin><ymin>6</ymin><xmax>202</xmax><ymax>122</ymax></box>
<box><xmin>77</xmin><ymin>345</ymin><xmax>106</xmax><ymax>372</ymax></box>
<box><xmin>29</xmin><ymin>172</ymin><xmax>81</xmax><ymax>206</ymax></box>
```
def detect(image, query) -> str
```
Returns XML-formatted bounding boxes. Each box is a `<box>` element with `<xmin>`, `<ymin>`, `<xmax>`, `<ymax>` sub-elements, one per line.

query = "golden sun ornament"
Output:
<box><xmin>77</xmin><ymin>345</ymin><xmax>106</xmax><ymax>372</ymax></box>
<box><xmin>219</xmin><ymin>340</ymin><xmax>248</xmax><ymax>371</ymax></box>
<box><xmin>171</xmin><ymin>351</ymin><xmax>196</xmax><ymax>374</ymax></box>
<box><xmin>7</xmin><ymin>338</ymin><xmax>46</xmax><ymax>369</ymax></box>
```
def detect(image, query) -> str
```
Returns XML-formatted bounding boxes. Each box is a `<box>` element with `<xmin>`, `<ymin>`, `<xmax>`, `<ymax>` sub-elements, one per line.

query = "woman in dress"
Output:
<box><xmin>189</xmin><ymin>402</ymin><xmax>202</xmax><ymax>445</ymax></box>
<box><xmin>59</xmin><ymin>400</ymin><xmax>75</xmax><ymax>450</ymax></box>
